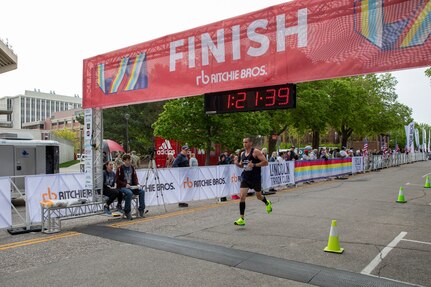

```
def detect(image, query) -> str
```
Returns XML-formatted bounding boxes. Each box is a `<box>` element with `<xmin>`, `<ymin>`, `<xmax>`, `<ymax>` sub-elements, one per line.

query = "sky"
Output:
<box><xmin>0</xmin><ymin>0</ymin><xmax>430</xmax><ymax>124</ymax></box>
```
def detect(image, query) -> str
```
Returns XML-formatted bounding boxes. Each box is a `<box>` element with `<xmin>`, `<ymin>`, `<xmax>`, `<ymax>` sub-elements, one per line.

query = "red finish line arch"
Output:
<box><xmin>82</xmin><ymin>0</ymin><xmax>431</xmax><ymax>194</ymax></box>
<box><xmin>83</xmin><ymin>0</ymin><xmax>431</xmax><ymax>109</ymax></box>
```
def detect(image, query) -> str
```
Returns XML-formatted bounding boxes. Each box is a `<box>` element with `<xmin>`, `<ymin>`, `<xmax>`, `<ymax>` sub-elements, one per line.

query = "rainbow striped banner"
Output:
<box><xmin>294</xmin><ymin>158</ymin><xmax>352</xmax><ymax>183</ymax></box>
<box><xmin>354</xmin><ymin>0</ymin><xmax>431</xmax><ymax>50</ymax></box>
<box><xmin>97</xmin><ymin>52</ymin><xmax>148</xmax><ymax>95</ymax></box>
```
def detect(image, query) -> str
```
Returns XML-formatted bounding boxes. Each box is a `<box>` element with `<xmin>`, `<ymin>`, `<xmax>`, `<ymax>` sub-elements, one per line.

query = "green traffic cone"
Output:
<box><xmin>424</xmin><ymin>176</ymin><xmax>431</xmax><ymax>188</ymax></box>
<box><xmin>324</xmin><ymin>220</ymin><xmax>344</xmax><ymax>254</ymax></box>
<box><xmin>396</xmin><ymin>186</ymin><xmax>407</xmax><ymax>203</ymax></box>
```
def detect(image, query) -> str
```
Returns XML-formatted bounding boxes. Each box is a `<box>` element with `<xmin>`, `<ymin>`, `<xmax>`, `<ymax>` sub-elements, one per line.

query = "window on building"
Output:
<box><xmin>42</xmin><ymin>100</ymin><xmax>46</xmax><ymax>120</ymax></box>
<box><xmin>21</xmin><ymin>98</ymin><xmax>25</xmax><ymax>124</ymax></box>
<box><xmin>31</xmin><ymin>98</ymin><xmax>35</xmax><ymax>122</ymax></box>
<box><xmin>36</xmin><ymin>99</ymin><xmax>40</xmax><ymax>121</ymax></box>
<box><xmin>25</xmin><ymin>97</ymin><xmax>30</xmax><ymax>123</ymax></box>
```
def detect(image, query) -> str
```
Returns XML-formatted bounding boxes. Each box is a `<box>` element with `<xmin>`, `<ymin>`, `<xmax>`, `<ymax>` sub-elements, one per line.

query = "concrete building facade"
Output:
<box><xmin>0</xmin><ymin>90</ymin><xmax>82</xmax><ymax>129</ymax></box>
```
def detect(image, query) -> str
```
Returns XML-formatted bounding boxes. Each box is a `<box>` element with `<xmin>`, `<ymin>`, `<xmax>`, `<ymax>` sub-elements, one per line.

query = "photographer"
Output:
<box><xmin>173</xmin><ymin>145</ymin><xmax>190</xmax><ymax>207</ymax></box>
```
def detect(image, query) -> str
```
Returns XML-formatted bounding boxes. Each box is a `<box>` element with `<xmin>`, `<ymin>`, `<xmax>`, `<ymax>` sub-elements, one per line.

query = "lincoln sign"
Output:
<box><xmin>83</xmin><ymin>0</ymin><xmax>431</xmax><ymax>108</ymax></box>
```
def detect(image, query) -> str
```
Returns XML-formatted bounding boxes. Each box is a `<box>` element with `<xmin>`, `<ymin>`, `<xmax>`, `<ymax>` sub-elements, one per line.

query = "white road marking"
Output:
<box><xmin>422</xmin><ymin>173</ymin><xmax>431</xmax><ymax>178</ymax></box>
<box><xmin>402</xmin><ymin>239</ymin><xmax>431</xmax><ymax>246</ymax></box>
<box><xmin>361</xmin><ymin>231</ymin><xmax>407</xmax><ymax>275</ymax></box>
<box><xmin>364</xmin><ymin>274</ymin><xmax>425</xmax><ymax>287</ymax></box>
<box><xmin>405</xmin><ymin>183</ymin><xmax>422</xmax><ymax>187</ymax></box>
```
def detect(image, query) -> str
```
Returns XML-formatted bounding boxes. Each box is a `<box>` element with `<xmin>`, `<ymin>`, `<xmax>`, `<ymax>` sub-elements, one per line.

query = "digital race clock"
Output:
<box><xmin>204</xmin><ymin>83</ymin><xmax>296</xmax><ymax>114</ymax></box>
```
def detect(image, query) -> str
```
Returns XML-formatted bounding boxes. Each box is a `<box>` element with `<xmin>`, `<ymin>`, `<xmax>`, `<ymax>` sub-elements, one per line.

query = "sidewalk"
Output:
<box><xmin>59</xmin><ymin>162</ymin><xmax>83</xmax><ymax>173</ymax></box>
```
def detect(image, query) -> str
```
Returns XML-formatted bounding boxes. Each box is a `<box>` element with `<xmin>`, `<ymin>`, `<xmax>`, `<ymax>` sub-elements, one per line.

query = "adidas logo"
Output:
<box><xmin>157</xmin><ymin>139</ymin><xmax>175</xmax><ymax>155</ymax></box>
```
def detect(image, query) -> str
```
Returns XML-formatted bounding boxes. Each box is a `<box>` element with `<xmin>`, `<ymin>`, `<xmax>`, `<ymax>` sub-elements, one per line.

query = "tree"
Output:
<box><xmin>103</xmin><ymin>102</ymin><xmax>165</xmax><ymax>155</ymax></box>
<box><xmin>425</xmin><ymin>67</ymin><xmax>431</xmax><ymax>78</ymax></box>
<box><xmin>291</xmin><ymin>81</ymin><xmax>330</xmax><ymax>149</ymax></box>
<box><xmin>153</xmin><ymin>95</ymin><xmax>271</xmax><ymax>165</ymax></box>
<box><xmin>327</xmin><ymin>74</ymin><xmax>411</xmax><ymax>148</ymax></box>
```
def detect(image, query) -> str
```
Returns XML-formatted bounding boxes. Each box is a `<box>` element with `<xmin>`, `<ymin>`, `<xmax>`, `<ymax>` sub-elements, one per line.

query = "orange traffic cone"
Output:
<box><xmin>396</xmin><ymin>186</ymin><xmax>407</xmax><ymax>203</ymax></box>
<box><xmin>324</xmin><ymin>220</ymin><xmax>344</xmax><ymax>254</ymax></box>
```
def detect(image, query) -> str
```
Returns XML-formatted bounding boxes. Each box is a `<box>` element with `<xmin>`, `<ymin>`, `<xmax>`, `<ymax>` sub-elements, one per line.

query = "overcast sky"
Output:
<box><xmin>0</xmin><ymin>0</ymin><xmax>430</xmax><ymax>124</ymax></box>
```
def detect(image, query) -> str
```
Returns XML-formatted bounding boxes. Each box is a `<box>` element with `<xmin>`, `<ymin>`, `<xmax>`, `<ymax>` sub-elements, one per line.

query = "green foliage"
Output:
<box><xmin>425</xmin><ymin>67</ymin><xmax>431</xmax><ymax>78</ymax></box>
<box><xmin>326</xmin><ymin>74</ymin><xmax>412</xmax><ymax>147</ymax></box>
<box><xmin>52</xmin><ymin>129</ymin><xmax>76</xmax><ymax>142</ymax></box>
<box><xmin>103</xmin><ymin>102</ymin><xmax>164</xmax><ymax>154</ymax></box>
<box><xmin>153</xmin><ymin>95</ymin><xmax>271</xmax><ymax>163</ymax></box>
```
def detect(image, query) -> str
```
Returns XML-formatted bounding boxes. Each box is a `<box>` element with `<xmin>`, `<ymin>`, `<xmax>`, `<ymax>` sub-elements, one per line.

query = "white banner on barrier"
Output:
<box><xmin>0</xmin><ymin>177</ymin><xmax>11</xmax><ymax>229</ymax></box>
<box><xmin>218</xmin><ymin>165</ymin><xmax>241</xmax><ymax>197</ymax></box>
<box><xmin>352</xmin><ymin>156</ymin><xmax>364</xmax><ymax>174</ymax></box>
<box><xmin>263</xmin><ymin>162</ymin><xmax>295</xmax><ymax>189</ymax></box>
<box><xmin>137</xmin><ymin>168</ymin><xmax>180</xmax><ymax>206</ymax></box>
<box><xmin>26</xmin><ymin>173</ymin><xmax>91</xmax><ymax>223</ymax></box>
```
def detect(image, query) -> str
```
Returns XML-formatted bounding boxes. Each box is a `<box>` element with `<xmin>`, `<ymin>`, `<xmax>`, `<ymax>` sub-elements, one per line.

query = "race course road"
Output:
<box><xmin>0</xmin><ymin>160</ymin><xmax>430</xmax><ymax>287</ymax></box>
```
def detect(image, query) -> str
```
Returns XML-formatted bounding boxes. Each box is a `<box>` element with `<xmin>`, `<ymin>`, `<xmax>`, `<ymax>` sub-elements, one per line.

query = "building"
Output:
<box><xmin>0</xmin><ymin>37</ymin><xmax>17</xmax><ymax>128</ymax></box>
<box><xmin>0</xmin><ymin>90</ymin><xmax>82</xmax><ymax>129</ymax></box>
<box><xmin>0</xmin><ymin>37</ymin><xmax>17</xmax><ymax>75</ymax></box>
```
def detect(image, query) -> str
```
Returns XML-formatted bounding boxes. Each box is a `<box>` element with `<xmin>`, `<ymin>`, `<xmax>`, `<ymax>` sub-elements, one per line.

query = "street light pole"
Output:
<box><xmin>125</xmin><ymin>113</ymin><xmax>130</xmax><ymax>153</ymax></box>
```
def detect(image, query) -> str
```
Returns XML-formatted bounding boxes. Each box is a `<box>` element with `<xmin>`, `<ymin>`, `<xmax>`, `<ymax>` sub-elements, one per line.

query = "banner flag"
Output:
<box><xmin>405</xmin><ymin>121</ymin><xmax>415</xmax><ymax>152</ymax></box>
<box><xmin>83</xmin><ymin>0</ymin><xmax>431</xmax><ymax>109</ymax></box>
<box><xmin>415</xmin><ymin>128</ymin><xmax>420</xmax><ymax>151</ymax></box>
<box><xmin>422</xmin><ymin>128</ymin><xmax>427</xmax><ymax>151</ymax></box>
<box><xmin>0</xmin><ymin>177</ymin><xmax>11</xmax><ymax>229</ymax></box>
<box><xmin>429</xmin><ymin>129</ymin><xmax>431</xmax><ymax>153</ymax></box>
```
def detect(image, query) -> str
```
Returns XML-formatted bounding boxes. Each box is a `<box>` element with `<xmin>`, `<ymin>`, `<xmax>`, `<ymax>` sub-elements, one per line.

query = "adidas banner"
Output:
<box><xmin>84</xmin><ymin>0</ymin><xmax>431</xmax><ymax>109</ymax></box>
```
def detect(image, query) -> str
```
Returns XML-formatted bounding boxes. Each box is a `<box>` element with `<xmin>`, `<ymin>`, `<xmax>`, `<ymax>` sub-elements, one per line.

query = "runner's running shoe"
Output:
<box><xmin>266</xmin><ymin>200</ymin><xmax>272</xmax><ymax>214</ymax></box>
<box><xmin>234</xmin><ymin>217</ymin><xmax>245</xmax><ymax>226</ymax></box>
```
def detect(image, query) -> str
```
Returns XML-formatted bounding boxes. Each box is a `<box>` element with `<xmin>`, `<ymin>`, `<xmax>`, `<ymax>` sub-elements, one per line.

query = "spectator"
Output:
<box><xmin>102</xmin><ymin>161</ymin><xmax>123</xmax><ymax>215</ymax></box>
<box><xmin>277</xmin><ymin>152</ymin><xmax>284</xmax><ymax>162</ymax></box>
<box><xmin>189</xmin><ymin>152</ymin><xmax>198</xmax><ymax>166</ymax></box>
<box><xmin>173</xmin><ymin>145</ymin><xmax>190</xmax><ymax>207</ymax></box>
<box><xmin>218</xmin><ymin>154</ymin><xmax>228</xmax><ymax>165</ymax></box>
<box><xmin>302</xmin><ymin>149</ymin><xmax>311</xmax><ymax>160</ymax></box>
<box><xmin>309</xmin><ymin>149</ymin><xmax>318</xmax><ymax>160</ymax></box>
<box><xmin>130</xmin><ymin>151</ymin><xmax>140</xmax><ymax>168</ymax></box>
<box><xmin>224</xmin><ymin>151</ymin><xmax>232</xmax><ymax>164</ymax></box>
<box><xmin>166</xmin><ymin>152</ymin><xmax>175</xmax><ymax>168</ymax></box>
<box><xmin>114</xmin><ymin>152</ymin><xmax>123</xmax><ymax>171</ymax></box>
<box><xmin>269</xmin><ymin>151</ymin><xmax>277</xmax><ymax>162</ymax></box>
<box><xmin>116</xmin><ymin>154</ymin><xmax>146</xmax><ymax>220</ymax></box>
<box><xmin>339</xmin><ymin>147</ymin><xmax>348</xmax><ymax>158</ymax></box>
<box><xmin>261</xmin><ymin>148</ymin><xmax>269</xmax><ymax>160</ymax></box>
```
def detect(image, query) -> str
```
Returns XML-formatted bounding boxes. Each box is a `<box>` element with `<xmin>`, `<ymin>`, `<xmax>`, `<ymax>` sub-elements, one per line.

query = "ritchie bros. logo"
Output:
<box><xmin>183</xmin><ymin>177</ymin><xmax>226</xmax><ymax>188</ymax></box>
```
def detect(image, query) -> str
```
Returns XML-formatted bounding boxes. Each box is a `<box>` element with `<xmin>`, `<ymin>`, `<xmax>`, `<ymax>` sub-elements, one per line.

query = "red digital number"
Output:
<box><xmin>278</xmin><ymin>87</ymin><xmax>289</xmax><ymax>105</ymax></box>
<box><xmin>235</xmin><ymin>92</ymin><xmax>246</xmax><ymax>109</ymax></box>
<box><xmin>265</xmin><ymin>89</ymin><xmax>276</xmax><ymax>106</ymax></box>
<box><xmin>227</xmin><ymin>94</ymin><xmax>232</xmax><ymax>109</ymax></box>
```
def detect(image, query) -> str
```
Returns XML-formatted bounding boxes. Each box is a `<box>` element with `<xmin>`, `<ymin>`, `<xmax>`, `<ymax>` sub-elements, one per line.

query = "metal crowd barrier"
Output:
<box><xmin>1</xmin><ymin>152</ymin><xmax>428</xmax><ymax>234</ymax></box>
<box><xmin>363</xmin><ymin>152</ymin><xmax>427</xmax><ymax>172</ymax></box>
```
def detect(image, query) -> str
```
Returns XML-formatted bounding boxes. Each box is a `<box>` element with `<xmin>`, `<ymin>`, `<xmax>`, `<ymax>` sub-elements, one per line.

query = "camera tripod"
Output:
<box><xmin>144</xmin><ymin>155</ymin><xmax>167</xmax><ymax>213</ymax></box>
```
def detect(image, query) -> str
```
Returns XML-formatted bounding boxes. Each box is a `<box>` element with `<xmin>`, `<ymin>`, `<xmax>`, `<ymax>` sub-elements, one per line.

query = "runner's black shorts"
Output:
<box><xmin>240</xmin><ymin>178</ymin><xmax>262</xmax><ymax>192</ymax></box>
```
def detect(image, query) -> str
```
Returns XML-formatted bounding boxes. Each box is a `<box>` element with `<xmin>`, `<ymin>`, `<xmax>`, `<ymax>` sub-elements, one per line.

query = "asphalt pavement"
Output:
<box><xmin>1</xmin><ymin>160</ymin><xmax>430</xmax><ymax>287</ymax></box>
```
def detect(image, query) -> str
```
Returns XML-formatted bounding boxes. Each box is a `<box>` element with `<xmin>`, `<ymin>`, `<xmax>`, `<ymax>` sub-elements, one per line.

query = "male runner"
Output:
<box><xmin>233</xmin><ymin>137</ymin><xmax>272</xmax><ymax>226</ymax></box>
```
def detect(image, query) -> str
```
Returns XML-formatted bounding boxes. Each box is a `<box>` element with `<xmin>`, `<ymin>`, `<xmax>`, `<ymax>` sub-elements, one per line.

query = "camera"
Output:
<box><xmin>147</xmin><ymin>147</ymin><xmax>157</xmax><ymax>159</ymax></box>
